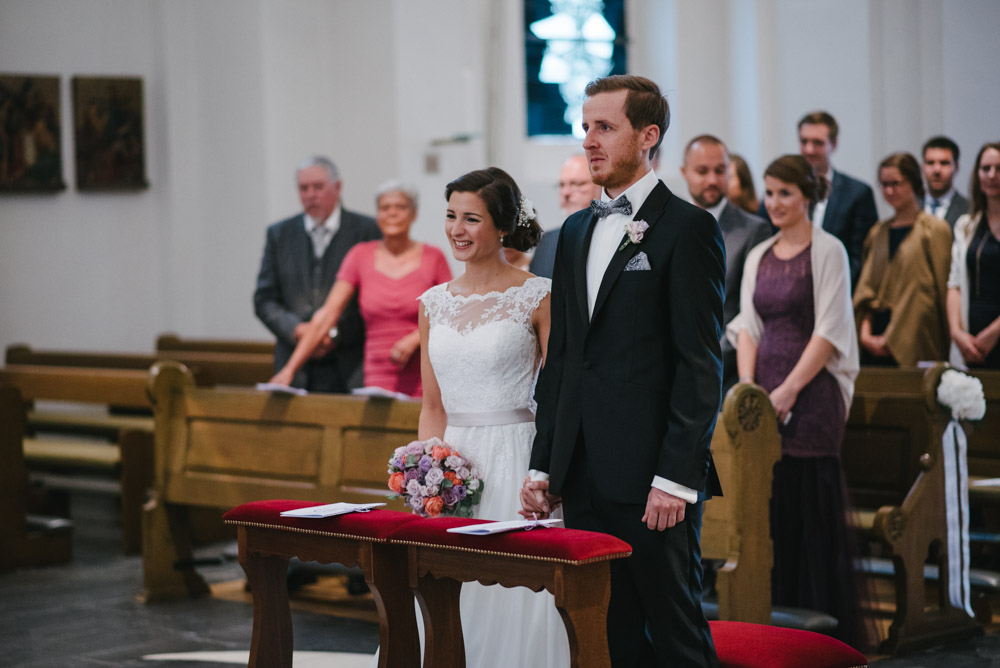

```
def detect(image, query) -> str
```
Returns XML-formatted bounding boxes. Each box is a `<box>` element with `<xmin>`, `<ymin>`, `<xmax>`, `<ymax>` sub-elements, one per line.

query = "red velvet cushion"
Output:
<box><xmin>386</xmin><ymin>515</ymin><xmax>632</xmax><ymax>565</ymax></box>
<box><xmin>710</xmin><ymin>621</ymin><xmax>867</xmax><ymax>668</ymax></box>
<box><xmin>222</xmin><ymin>499</ymin><xmax>418</xmax><ymax>541</ymax></box>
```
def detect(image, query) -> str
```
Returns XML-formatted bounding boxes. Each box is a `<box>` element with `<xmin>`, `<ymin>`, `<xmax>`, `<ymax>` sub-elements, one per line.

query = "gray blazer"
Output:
<box><xmin>528</xmin><ymin>228</ymin><xmax>560</xmax><ymax>278</ymax></box>
<box><xmin>945</xmin><ymin>192</ymin><xmax>970</xmax><ymax>228</ymax></box>
<box><xmin>253</xmin><ymin>209</ymin><xmax>380</xmax><ymax>391</ymax></box>
<box><xmin>718</xmin><ymin>202</ymin><xmax>772</xmax><ymax>391</ymax></box>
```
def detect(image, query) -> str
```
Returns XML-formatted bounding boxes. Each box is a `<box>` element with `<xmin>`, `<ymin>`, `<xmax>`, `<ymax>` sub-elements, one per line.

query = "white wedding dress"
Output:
<box><xmin>415</xmin><ymin>275</ymin><xmax>570</xmax><ymax>667</ymax></box>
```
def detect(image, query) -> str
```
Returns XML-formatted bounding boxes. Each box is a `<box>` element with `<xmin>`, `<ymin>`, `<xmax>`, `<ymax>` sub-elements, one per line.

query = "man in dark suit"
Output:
<box><xmin>922</xmin><ymin>135</ymin><xmax>969</xmax><ymax>228</ymax></box>
<box><xmin>529</xmin><ymin>154</ymin><xmax>599</xmax><ymax>278</ymax></box>
<box><xmin>681</xmin><ymin>134</ymin><xmax>771</xmax><ymax>392</ymax></box>
<box><xmin>523</xmin><ymin>75</ymin><xmax>723</xmax><ymax>667</ymax></box>
<box><xmin>759</xmin><ymin>111</ymin><xmax>878</xmax><ymax>288</ymax></box>
<box><xmin>254</xmin><ymin>156</ymin><xmax>380</xmax><ymax>392</ymax></box>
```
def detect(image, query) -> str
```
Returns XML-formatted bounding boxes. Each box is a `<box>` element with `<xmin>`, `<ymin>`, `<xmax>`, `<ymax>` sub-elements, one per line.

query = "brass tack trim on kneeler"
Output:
<box><xmin>224</xmin><ymin>519</ymin><xmax>387</xmax><ymax>543</ymax></box>
<box><xmin>388</xmin><ymin>538</ymin><xmax>632</xmax><ymax>566</ymax></box>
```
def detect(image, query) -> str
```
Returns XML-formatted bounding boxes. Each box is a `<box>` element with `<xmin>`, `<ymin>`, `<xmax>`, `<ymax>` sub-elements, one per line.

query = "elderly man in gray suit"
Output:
<box><xmin>681</xmin><ymin>135</ymin><xmax>771</xmax><ymax>392</ymax></box>
<box><xmin>254</xmin><ymin>156</ymin><xmax>380</xmax><ymax>392</ymax></box>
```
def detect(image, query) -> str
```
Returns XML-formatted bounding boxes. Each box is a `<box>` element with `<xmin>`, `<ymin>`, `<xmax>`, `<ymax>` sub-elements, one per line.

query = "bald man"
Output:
<box><xmin>529</xmin><ymin>154</ymin><xmax>600</xmax><ymax>278</ymax></box>
<box><xmin>681</xmin><ymin>135</ymin><xmax>771</xmax><ymax>391</ymax></box>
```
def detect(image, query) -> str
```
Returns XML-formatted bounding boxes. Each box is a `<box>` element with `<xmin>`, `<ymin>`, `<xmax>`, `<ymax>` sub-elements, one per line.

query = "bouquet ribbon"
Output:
<box><xmin>942</xmin><ymin>419</ymin><xmax>973</xmax><ymax>617</ymax></box>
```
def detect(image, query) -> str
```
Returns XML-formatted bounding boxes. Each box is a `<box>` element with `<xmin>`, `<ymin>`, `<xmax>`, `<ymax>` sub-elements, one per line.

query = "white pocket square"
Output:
<box><xmin>624</xmin><ymin>252</ymin><xmax>651</xmax><ymax>271</ymax></box>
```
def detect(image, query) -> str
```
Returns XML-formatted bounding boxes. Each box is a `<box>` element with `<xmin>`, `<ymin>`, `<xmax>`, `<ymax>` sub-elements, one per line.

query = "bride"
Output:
<box><xmin>380</xmin><ymin>167</ymin><xmax>570</xmax><ymax>666</ymax></box>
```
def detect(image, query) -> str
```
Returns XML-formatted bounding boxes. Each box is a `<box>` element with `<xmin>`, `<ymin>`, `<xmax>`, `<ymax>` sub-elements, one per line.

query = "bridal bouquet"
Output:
<box><xmin>937</xmin><ymin>369</ymin><xmax>986</xmax><ymax>421</ymax></box>
<box><xmin>387</xmin><ymin>437</ymin><xmax>483</xmax><ymax>518</ymax></box>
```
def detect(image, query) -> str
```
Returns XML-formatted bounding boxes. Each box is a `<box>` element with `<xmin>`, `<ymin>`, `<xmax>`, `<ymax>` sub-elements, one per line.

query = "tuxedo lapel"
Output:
<box><xmin>575</xmin><ymin>212</ymin><xmax>600</xmax><ymax>324</ymax></box>
<box><xmin>591</xmin><ymin>182</ymin><xmax>670</xmax><ymax>322</ymax></box>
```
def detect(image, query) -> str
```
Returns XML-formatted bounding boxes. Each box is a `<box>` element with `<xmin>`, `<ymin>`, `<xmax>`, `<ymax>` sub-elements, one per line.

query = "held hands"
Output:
<box><xmin>974</xmin><ymin>327</ymin><xmax>1000</xmax><ymax>360</ymax></box>
<box><xmin>642</xmin><ymin>487</ymin><xmax>686</xmax><ymax>531</ymax></box>
<box><xmin>518</xmin><ymin>477</ymin><xmax>561</xmax><ymax>519</ymax></box>
<box><xmin>860</xmin><ymin>332</ymin><xmax>891</xmax><ymax>358</ymax></box>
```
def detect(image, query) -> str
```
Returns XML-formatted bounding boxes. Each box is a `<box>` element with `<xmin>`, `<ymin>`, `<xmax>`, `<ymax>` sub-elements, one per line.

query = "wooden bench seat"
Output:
<box><xmin>156</xmin><ymin>333</ymin><xmax>274</xmax><ymax>356</ymax></box>
<box><xmin>142</xmin><ymin>361</ymin><xmax>420</xmax><ymax>601</ymax></box>
<box><xmin>6</xmin><ymin>343</ymin><xmax>271</xmax><ymax>387</ymax></box>
<box><xmin>28</xmin><ymin>408</ymin><xmax>153</xmax><ymax>439</ymax></box>
<box><xmin>0</xmin><ymin>363</ymin><xmax>172</xmax><ymax>553</ymax></box>
<box><xmin>0</xmin><ymin>384</ymin><xmax>73</xmax><ymax>571</ymax></box>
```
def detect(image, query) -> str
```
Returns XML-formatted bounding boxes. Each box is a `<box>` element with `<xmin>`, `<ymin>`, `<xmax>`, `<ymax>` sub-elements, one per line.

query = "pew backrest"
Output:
<box><xmin>156</xmin><ymin>333</ymin><xmax>274</xmax><ymax>356</ymax></box>
<box><xmin>148</xmin><ymin>361</ymin><xmax>417</xmax><ymax>509</ymax></box>
<box><xmin>701</xmin><ymin>383</ymin><xmax>782</xmax><ymax>625</ymax></box>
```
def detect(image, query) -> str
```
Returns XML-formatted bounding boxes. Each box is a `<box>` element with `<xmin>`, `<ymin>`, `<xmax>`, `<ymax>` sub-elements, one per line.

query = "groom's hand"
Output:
<box><xmin>519</xmin><ymin>477</ymin><xmax>561</xmax><ymax>519</ymax></box>
<box><xmin>642</xmin><ymin>488</ymin><xmax>686</xmax><ymax>531</ymax></box>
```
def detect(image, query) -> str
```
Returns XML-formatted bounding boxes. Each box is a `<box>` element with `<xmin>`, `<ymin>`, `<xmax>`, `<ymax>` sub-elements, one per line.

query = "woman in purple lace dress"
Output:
<box><xmin>728</xmin><ymin>155</ymin><xmax>868</xmax><ymax>647</ymax></box>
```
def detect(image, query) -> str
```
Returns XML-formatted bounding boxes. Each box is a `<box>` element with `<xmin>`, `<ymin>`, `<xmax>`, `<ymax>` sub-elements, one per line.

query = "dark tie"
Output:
<box><xmin>590</xmin><ymin>195</ymin><xmax>632</xmax><ymax>219</ymax></box>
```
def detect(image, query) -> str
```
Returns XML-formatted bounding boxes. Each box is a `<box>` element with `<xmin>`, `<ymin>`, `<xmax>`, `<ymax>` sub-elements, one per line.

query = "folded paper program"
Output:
<box><xmin>279</xmin><ymin>502</ymin><xmax>385</xmax><ymax>518</ymax></box>
<box><xmin>446</xmin><ymin>518</ymin><xmax>562</xmax><ymax>536</ymax></box>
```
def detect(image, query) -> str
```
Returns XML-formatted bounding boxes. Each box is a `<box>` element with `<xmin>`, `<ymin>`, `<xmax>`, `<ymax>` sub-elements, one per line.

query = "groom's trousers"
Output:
<box><xmin>561</xmin><ymin>439</ymin><xmax>720</xmax><ymax>668</ymax></box>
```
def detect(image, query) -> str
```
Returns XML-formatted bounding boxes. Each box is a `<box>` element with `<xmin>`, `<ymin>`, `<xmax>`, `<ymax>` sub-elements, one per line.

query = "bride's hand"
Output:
<box><xmin>519</xmin><ymin>477</ymin><xmax>560</xmax><ymax>519</ymax></box>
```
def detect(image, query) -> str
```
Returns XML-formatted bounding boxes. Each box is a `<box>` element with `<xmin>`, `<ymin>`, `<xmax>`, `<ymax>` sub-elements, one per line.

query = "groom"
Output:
<box><xmin>523</xmin><ymin>75</ymin><xmax>724</xmax><ymax>667</ymax></box>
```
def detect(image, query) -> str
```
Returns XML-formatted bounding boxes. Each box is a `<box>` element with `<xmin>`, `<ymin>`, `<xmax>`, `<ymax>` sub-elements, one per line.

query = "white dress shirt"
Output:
<box><xmin>705</xmin><ymin>197</ymin><xmax>727</xmax><ymax>222</ymax></box>
<box><xmin>925</xmin><ymin>188</ymin><xmax>955</xmax><ymax>220</ymax></box>
<box><xmin>304</xmin><ymin>205</ymin><xmax>342</xmax><ymax>258</ymax></box>
<box><xmin>812</xmin><ymin>166</ymin><xmax>834</xmax><ymax>229</ymax></box>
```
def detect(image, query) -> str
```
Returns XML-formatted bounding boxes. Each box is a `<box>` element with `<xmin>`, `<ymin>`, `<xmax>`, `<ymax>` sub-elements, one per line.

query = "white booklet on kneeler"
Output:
<box><xmin>279</xmin><ymin>502</ymin><xmax>385</xmax><ymax>518</ymax></box>
<box><xmin>447</xmin><ymin>518</ymin><xmax>562</xmax><ymax>535</ymax></box>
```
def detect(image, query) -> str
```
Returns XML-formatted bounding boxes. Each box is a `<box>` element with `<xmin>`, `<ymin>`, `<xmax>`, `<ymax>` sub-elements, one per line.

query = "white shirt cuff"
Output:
<box><xmin>528</xmin><ymin>469</ymin><xmax>549</xmax><ymax>482</ymax></box>
<box><xmin>652</xmin><ymin>476</ymin><xmax>698</xmax><ymax>504</ymax></box>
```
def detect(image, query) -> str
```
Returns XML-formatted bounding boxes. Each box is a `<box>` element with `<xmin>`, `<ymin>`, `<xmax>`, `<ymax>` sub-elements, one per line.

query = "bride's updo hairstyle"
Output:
<box><xmin>445</xmin><ymin>167</ymin><xmax>542</xmax><ymax>252</ymax></box>
<box><xmin>763</xmin><ymin>154</ymin><xmax>831</xmax><ymax>207</ymax></box>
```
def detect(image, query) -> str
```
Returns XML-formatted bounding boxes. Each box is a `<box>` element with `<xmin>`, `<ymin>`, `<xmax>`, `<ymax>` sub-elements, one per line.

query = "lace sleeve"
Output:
<box><xmin>418</xmin><ymin>283</ymin><xmax>449</xmax><ymax>326</ymax></box>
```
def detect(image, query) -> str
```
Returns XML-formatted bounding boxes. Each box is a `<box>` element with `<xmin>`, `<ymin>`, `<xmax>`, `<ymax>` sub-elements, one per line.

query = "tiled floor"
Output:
<box><xmin>3</xmin><ymin>493</ymin><xmax>1000</xmax><ymax>667</ymax></box>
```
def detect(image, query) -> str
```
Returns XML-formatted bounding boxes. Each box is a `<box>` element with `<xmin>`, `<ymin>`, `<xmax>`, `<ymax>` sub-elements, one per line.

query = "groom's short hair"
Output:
<box><xmin>584</xmin><ymin>75</ymin><xmax>669</xmax><ymax>159</ymax></box>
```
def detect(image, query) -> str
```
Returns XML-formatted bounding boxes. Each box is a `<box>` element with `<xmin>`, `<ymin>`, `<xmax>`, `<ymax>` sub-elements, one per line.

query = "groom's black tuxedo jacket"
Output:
<box><xmin>531</xmin><ymin>180</ymin><xmax>725</xmax><ymax>505</ymax></box>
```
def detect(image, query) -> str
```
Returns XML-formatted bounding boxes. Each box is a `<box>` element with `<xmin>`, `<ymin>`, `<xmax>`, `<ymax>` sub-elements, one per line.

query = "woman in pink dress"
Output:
<box><xmin>270</xmin><ymin>181</ymin><xmax>452</xmax><ymax>396</ymax></box>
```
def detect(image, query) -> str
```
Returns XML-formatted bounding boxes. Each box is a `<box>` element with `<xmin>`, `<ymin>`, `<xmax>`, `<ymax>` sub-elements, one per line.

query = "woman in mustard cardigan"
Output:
<box><xmin>854</xmin><ymin>152</ymin><xmax>953</xmax><ymax>366</ymax></box>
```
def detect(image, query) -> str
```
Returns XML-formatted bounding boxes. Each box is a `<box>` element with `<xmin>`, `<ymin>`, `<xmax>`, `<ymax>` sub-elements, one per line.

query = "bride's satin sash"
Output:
<box><xmin>447</xmin><ymin>407</ymin><xmax>535</xmax><ymax>427</ymax></box>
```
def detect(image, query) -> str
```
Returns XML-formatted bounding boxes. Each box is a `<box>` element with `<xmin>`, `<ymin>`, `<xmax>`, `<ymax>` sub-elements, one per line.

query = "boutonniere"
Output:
<box><xmin>618</xmin><ymin>220</ymin><xmax>649</xmax><ymax>252</ymax></box>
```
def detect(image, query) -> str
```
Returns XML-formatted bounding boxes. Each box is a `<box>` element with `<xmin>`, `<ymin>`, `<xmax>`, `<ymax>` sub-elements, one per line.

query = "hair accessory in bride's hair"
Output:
<box><xmin>516</xmin><ymin>196</ymin><xmax>537</xmax><ymax>228</ymax></box>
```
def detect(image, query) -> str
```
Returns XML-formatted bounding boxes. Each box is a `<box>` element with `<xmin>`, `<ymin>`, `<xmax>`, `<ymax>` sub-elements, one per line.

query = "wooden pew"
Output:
<box><xmin>0</xmin><ymin>364</ymin><xmax>164</xmax><ymax>553</ymax></box>
<box><xmin>6</xmin><ymin>343</ymin><xmax>273</xmax><ymax>387</ymax></box>
<box><xmin>141</xmin><ymin>361</ymin><xmax>420</xmax><ymax>601</ymax></box>
<box><xmin>156</xmin><ymin>332</ymin><xmax>274</xmax><ymax>356</ymax></box>
<box><xmin>701</xmin><ymin>382</ymin><xmax>782</xmax><ymax>625</ymax></box>
<box><xmin>843</xmin><ymin>366</ymin><xmax>1000</xmax><ymax>511</ymax></box>
<box><xmin>0</xmin><ymin>384</ymin><xmax>73</xmax><ymax>570</ymax></box>
<box><xmin>868</xmin><ymin>364</ymin><xmax>984</xmax><ymax>654</ymax></box>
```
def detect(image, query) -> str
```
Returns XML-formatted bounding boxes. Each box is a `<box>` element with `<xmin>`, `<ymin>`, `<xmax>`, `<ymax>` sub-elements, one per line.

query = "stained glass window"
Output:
<box><xmin>524</xmin><ymin>0</ymin><xmax>627</xmax><ymax>138</ymax></box>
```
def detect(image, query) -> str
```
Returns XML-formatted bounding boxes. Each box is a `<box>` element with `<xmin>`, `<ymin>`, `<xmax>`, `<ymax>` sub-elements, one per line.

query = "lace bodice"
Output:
<box><xmin>420</xmin><ymin>277</ymin><xmax>550</xmax><ymax>414</ymax></box>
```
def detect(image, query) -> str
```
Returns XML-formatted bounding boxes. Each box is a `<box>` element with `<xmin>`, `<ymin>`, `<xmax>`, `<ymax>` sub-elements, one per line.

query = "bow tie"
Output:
<box><xmin>590</xmin><ymin>195</ymin><xmax>632</xmax><ymax>219</ymax></box>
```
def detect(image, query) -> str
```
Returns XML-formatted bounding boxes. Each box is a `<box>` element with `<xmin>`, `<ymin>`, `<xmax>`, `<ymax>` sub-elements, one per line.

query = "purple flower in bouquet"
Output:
<box><xmin>425</xmin><ymin>467</ymin><xmax>444</xmax><ymax>486</ymax></box>
<box><xmin>405</xmin><ymin>479</ymin><xmax>421</xmax><ymax>497</ymax></box>
<box><xmin>441</xmin><ymin>487</ymin><xmax>459</xmax><ymax>506</ymax></box>
<box><xmin>419</xmin><ymin>455</ymin><xmax>433</xmax><ymax>472</ymax></box>
<box><xmin>404</xmin><ymin>468</ymin><xmax>419</xmax><ymax>482</ymax></box>
<box><xmin>403</xmin><ymin>441</ymin><xmax>425</xmax><ymax>456</ymax></box>
<box><xmin>453</xmin><ymin>485</ymin><xmax>467</xmax><ymax>500</ymax></box>
<box><xmin>445</xmin><ymin>454</ymin><xmax>464</xmax><ymax>469</ymax></box>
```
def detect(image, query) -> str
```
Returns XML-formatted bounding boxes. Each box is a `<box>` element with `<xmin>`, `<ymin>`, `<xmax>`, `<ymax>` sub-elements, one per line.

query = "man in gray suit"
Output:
<box><xmin>529</xmin><ymin>154</ymin><xmax>599</xmax><ymax>278</ymax></box>
<box><xmin>922</xmin><ymin>135</ymin><xmax>969</xmax><ymax>228</ymax></box>
<box><xmin>254</xmin><ymin>156</ymin><xmax>380</xmax><ymax>392</ymax></box>
<box><xmin>681</xmin><ymin>135</ymin><xmax>771</xmax><ymax>392</ymax></box>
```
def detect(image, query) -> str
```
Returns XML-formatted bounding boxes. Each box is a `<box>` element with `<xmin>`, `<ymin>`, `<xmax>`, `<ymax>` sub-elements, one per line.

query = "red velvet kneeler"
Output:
<box><xmin>710</xmin><ymin>621</ymin><xmax>868</xmax><ymax>668</ymax></box>
<box><xmin>389</xmin><ymin>515</ymin><xmax>631</xmax><ymax>668</ymax></box>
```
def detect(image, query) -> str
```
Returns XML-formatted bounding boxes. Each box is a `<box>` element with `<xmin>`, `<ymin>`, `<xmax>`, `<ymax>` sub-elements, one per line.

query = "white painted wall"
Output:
<box><xmin>1</xmin><ymin>0</ymin><xmax>998</xmax><ymax>355</ymax></box>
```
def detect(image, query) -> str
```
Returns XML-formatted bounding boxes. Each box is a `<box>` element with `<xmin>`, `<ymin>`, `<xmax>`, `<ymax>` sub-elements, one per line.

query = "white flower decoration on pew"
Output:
<box><xmin>937</xmin><ymin>369</ymin><xmax>986</xmax><ymax>421</ymax></box>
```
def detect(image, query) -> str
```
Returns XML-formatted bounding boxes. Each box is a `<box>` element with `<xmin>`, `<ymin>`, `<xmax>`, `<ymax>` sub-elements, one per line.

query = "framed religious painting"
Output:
<box><xmin>0</xmin><ymin>74</ymin><xmax>66</xmax><ymax>192</ymax></box>
<box><xmin>72</xmin><ymin>75</ymin><xmax>149</xmax><ymax>190</ymax></box>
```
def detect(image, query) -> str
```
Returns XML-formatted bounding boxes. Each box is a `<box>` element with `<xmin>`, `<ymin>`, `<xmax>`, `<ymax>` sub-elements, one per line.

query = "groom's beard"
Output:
<box><xmin>591</xmin><ymin>134</ymin><xmax>645</xmax><ymax>194</ymax></box>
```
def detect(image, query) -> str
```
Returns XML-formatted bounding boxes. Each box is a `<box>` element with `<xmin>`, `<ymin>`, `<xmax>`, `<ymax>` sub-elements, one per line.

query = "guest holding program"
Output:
<box><xmin>730</xmin><ymin>155</ymin><xmax>866</xmax><ymax>646</ymax></box>
<box><xmin>854</xmin><ymin>153</ymin><xmax>952</xmax><ymax>366</ymax></box>
<box><xmin>948</xmin><ymin>142</ymin><xmax>1000</xmax><ymax>370</ymax></box>
<box><xmin>270</xmin><ymin>181</ymin><xmax>451</xmax><ymax>396</ymax></box>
